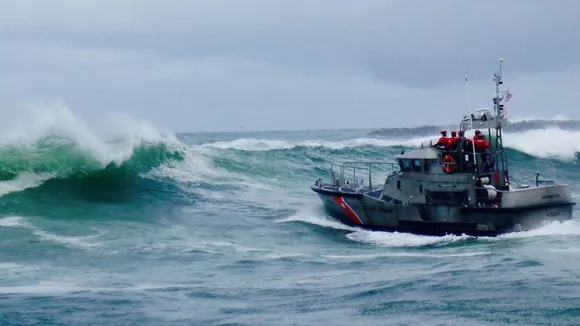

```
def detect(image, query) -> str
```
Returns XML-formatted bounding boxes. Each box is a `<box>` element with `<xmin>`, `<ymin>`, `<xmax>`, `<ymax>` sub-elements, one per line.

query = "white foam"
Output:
<box><xmin>0</xmin><ymin>263</ymin><xmax>21</xmax><ymax>269</ymax></box>
<box><xmin>346</xmin><ymin>220</ymin><xmax>580</xmax><ymax>247</ymax></box>
<box><xmin>502</xmin><ymin>127</ymin><xmax>580</xmax><ymax>159</ymax></box>
<box><xmin>0</xmin><ymin>282</ymin><xmax>83</xmax><ymax>295</ymax></box>
<box><xmin>207</xmin><ymin>240</ymin><xmax>268</xmax><ymax>253</ymax></box>
<box><xmin>31</xmin><ymin>229</ymin><xmax>102</xmax><ymax>250</ymax></box>
<box><xmin>321</xmin><ymin>251</ymin><xmax>491</xmax><ymax>260</ymax></box>
<box><xmin>143</xmin><ymin>147</ymin><xmax>219</xmax><ymax>184</ymax></box>
<box><xmin>277</xmin><ymin>208</ymin><xmax>360</xmax><ymax>232</ymax></box>
<box><xmin>346</xmin><ymin>230</ymin><xmax>473</xmax><ymax>247</ymax></box>
<box><xmin>0</xmin><ymin>215</ymin><xmax>102</xmax><ymax>250</ymax></box>
<box><xmin>197</xmin><ymin>137</ymin><xmax>431</xmax><ymax>151</ymax></box>
<box><xmin>0</xmin><ymin>102</ymin><xmax>178</xmax><ymax>166</ymax></box>
<box><xmin>345</xmin><ymin>220</ymin><xmax>580</xmax><ymax>248</ymax></box>
<box><xmin>497</xmin><ymin>220</ymin><xmax>580</xmax><ymax>239</ymax></box>
<box><xmin>261</xmin><ymin>252</ymin><xmax>309</xmax><ymax>260</ymax></box>
<box><xmin>0</xmin><ymin>172</ymin><xmax>55</xmax><ymax>197</ymax></box>
<box><xmin>0</xmin><ymin>216</ymin><xmax>26</xmax><ymax>227</ymax></box>
<box><xmin>509</xmin><ymin>115</ymin><xmax>570</xmax><ymax>123</ymax></box>
<box><xmin>0</xmin><ymin>281</ymin><xmax>213</xmax><ymax>295</ymax></box>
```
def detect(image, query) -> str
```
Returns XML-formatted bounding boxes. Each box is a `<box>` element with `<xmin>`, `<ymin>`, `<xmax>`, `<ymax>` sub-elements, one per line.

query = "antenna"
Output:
<box><xmin>464</xmin><ymin>72</ymin><xmax>473</xmax><ymax>114</ymax></box>
<box><xmin>464</xmin><ymin>72</ymin><xmax>477</xmax><ymax>171</ymax></box>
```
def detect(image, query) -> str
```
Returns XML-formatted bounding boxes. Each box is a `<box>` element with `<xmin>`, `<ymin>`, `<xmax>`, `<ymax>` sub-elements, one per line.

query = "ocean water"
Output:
<box><xmin>1</xmin><ymin>106</ymin><xmax>580</xmax><ymax>325</ymax></box>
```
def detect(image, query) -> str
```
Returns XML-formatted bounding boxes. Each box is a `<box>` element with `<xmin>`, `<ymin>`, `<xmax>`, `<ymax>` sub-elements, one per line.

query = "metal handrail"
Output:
<box><xmin>507</xmin><ymin>172</ymin><xmax>556</xmax><ymax>188</ymax></box>
<box><xmin>343</xmin><ymin>161</ymin><xmax>399</xmax><ymax>189</ymax></box>
<box><xmin>325</xmin><ymin>161</ymin><xmax>399</xmax><ymax>190</ymax></box>
<box><xmin>535</xmin><ymin>172</ymin><xmax>556</xmax><ymax>187</ymax></box>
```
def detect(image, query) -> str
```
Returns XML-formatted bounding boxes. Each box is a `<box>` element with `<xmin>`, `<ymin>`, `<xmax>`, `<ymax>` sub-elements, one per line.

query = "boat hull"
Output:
<box><xmin>310</xmin><ymin>185</ymin><xmax>370</xmax><ymax>227</ymax></box>
<box><xmin>311</xmin><ymin>184</ymin><xmax>575</xmax><ymax>237</ymax></box>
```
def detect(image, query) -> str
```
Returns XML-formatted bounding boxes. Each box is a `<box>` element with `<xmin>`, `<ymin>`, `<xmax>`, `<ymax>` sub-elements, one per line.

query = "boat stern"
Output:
<box><xmin>500</xmin><ymin>184</ymin><xmax>574</xmax><ymax>209</ymax></box>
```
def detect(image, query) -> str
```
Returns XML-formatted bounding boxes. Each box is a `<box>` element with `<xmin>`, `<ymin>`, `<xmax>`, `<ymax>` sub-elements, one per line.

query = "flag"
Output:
<box><xmin>505</xmin><ymin>92</ymin><xmax>513</xmax><ymax>103</ymax></box>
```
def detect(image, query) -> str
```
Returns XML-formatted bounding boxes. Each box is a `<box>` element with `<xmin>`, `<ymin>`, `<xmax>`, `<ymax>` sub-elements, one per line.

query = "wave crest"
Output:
<box><xmin>197</xmin><ymin>128</ymin><xmax>580</xmax><ymax>160</ymax></box>
<box><xmin>0</xmin><ymin>103</ymin><xmax>186</xmax><ymax>200</ymax></box>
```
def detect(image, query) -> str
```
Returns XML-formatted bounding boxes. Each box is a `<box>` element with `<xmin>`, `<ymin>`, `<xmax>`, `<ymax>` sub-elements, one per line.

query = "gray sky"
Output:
<box><xmin>0</xmin><ymin>0</ymin><xmax>579</xmax><ymax>133</ymax></box>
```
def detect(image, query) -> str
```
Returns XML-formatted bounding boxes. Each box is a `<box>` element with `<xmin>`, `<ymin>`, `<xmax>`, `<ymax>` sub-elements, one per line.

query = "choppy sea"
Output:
<box><xmin>1</xmin><ymin>107</ymin><xmax>580</xmax><ymax>325</ymax></box>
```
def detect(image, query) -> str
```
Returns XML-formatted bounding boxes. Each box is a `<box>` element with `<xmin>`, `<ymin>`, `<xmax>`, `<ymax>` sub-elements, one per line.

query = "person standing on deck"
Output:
<box><xmin>434</xmin><ymin>130</ymin><xmax>449</xmax><ymax>148</ymax></box>
<box><xmin>457</xmin><ymin>130</ymin><xmax>472</xmax><ymax>150</ymax></box>
<box><xmin>446</xmin><ymin>131</ymin><xmax>459</xmax><ymax>150</ymax></box>
<box><xmin>473</xmin><ymin>130</ymin><xmax>490</xmax><ymax>152</ymax></box>
<box><xmin>456</xmin><ymin>130</ymin><xmax>474</xmax><ymax>173</ymax></box>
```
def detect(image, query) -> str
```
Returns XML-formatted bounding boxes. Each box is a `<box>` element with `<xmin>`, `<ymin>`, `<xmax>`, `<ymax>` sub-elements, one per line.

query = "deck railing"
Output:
<box><xmin>327</xmin><ymin>161</ymin><xmax>399</xmax><ymax>190</ymax></box>
<box><xmin>504</xmin><ymin>172</ymin><xmax>556</xmax><ymax>189</ymax></box>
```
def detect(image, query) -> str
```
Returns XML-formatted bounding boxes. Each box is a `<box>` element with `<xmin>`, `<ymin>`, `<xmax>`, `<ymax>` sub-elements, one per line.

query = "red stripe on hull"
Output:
<box><xmin>331</xmin><ymin>195</ymin><xmax>364</xmax><ymax>225</ymax></box>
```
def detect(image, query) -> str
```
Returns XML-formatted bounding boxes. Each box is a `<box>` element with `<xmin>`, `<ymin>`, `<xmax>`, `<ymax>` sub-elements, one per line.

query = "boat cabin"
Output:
<box><xmin>395</xmin><ymin>147</ymin><xmax>443</xmax><ymax>174</ymax></box>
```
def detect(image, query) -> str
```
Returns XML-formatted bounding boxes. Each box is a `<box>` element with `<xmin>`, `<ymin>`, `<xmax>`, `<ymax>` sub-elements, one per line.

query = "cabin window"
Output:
<box><xmin>424</xmin><ymin>159</ymin><xmax>438</xmax><ymax>173</ymax></box>
<box><xmin>412</xmin><ymin>159</ymin><xmax>422</xmax><ymax>172</ymax></box>
<box><xmin>419</xmin><ymin>185</ymin><xmax>423</xmax><ymax>193</ymax></box>
<box><xmin>399</xmin><ymin>159</ymin><xmax>412</xmax><ymax>172</ymax></box>
<box><xmin>397</xmin><ymin>180</ymin><xmax>401</xmax><ymax>190</ymax></box>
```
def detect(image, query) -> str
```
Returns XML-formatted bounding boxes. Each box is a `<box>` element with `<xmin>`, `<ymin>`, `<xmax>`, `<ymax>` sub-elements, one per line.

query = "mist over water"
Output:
<box><xmin>1</xmin><ymin>104</ymin><xmax>580</xmax><ymax>325</ymax></box>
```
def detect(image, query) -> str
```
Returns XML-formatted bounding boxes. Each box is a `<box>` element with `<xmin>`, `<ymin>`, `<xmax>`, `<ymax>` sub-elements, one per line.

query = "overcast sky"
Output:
<box><xmin>0</xmin><ymin>0</ymin><xmax>579</xmax><ymax>133</ymax></box>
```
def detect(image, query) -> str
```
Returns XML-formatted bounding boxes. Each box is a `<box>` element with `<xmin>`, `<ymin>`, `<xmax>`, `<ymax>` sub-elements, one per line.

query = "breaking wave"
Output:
<box><xmin>0</xmin><ymin>104</ymin><xmax>191</xmax><ymax>204</ymax></box>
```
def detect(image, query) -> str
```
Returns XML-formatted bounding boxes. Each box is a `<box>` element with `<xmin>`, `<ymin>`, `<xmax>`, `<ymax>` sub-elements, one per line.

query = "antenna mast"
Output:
<box><xmin>493</xmin><ymin>57</ymin><xmax>509</xmax><ymax>185</ymax></box>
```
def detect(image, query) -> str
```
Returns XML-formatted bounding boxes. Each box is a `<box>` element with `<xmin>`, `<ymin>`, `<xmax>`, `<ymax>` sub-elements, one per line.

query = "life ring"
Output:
<box><xmin>442</xmin><ymin>154</ymin><xmax>456</xmax><ymax>173</ymax></box>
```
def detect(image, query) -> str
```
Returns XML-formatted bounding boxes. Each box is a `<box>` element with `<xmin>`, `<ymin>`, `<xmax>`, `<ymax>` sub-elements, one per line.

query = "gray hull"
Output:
<box><xmin>311</xmin><ymin>184</ymin><xmax>575</xmax><ymax>236</ymax></box>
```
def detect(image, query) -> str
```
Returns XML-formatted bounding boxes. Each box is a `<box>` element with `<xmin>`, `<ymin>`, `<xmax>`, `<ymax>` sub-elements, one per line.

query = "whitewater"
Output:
<box><xmin>1</xmin><ymin>105</ymin><xmax>580</xmax><ymax>325</ymax></box>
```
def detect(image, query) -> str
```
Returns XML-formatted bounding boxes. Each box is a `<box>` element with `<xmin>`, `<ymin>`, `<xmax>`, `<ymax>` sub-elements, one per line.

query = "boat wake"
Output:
<box><xmin>348</xmin><ymin>219</ymin><xmax>580</xmax><ymax>248</ymax></box>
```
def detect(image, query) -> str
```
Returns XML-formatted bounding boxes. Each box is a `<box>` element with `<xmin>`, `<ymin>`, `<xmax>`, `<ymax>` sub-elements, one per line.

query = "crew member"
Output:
<box><xmin>434</xmin><ymin>130</ymin><xmax>448</xmax><ymax>147</ymax></box>
<box><xmin>446</xmin><ymin>130</ymin><xmax>458</xmax><ymax>150</ymax></box>
<box><xmin>457</xmin><ymin>130</ymin><xmax>472</xmax><ymax>150</ymax></box>
<box><xmin>473</xmin><ymin>130</ymin><xmax>490</xmax><ymax>152</ymax></box>
<box><xmin>457</xmin><ymin>130</ymin><xmax>467</xmax><ymax>146</ymax></box>
<box><xmin>455</xmin><ymin>130</ymin><xmax>472</xmax><ymax>172</ymax></box>
<box><xmin>473</xmin><ymin>130</ymin><xmax>493</xmax><ymax>171</ymax></box>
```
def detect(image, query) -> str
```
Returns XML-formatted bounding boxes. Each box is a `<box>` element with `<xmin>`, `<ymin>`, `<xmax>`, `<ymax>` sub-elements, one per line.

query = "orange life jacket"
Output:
<box><xmin>473</xmin><ymin>135</ymin><xmax>489</xmax><ymax>152</ymax></box>
<box><xmin>435</xmin><ymin>136</ymin><xmax>448</xmax><ymax>147</ymax></box>
<box><xmin>446</xmin><ymin>137</ymin><xmax>458</xmax><ymax>149</ymax></box>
